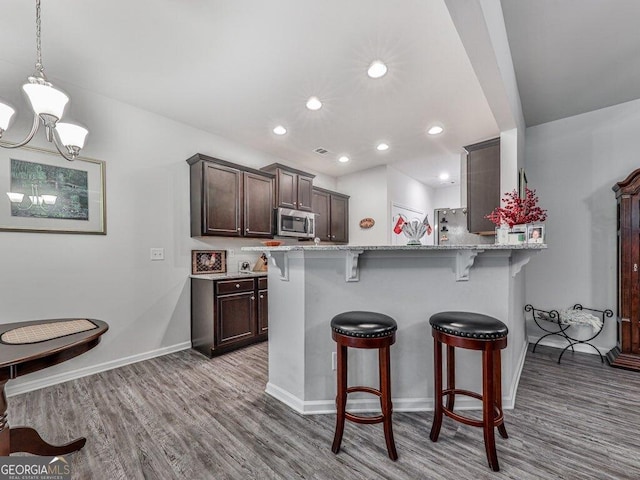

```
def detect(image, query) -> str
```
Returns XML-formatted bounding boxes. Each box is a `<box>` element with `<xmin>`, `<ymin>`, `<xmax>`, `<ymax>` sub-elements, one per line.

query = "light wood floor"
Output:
<box><xmin>8</xmin><ymin>343</ymin><xmax>640</xmax><ymax>479</ymax></box>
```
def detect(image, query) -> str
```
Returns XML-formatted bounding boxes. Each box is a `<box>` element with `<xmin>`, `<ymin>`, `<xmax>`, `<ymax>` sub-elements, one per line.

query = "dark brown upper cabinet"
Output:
<box><xmin>312</xmin><ymin>187</ymin><xmax>349</xmax><ymax>243</ymax></box>
<box><xmin>187</xmin><ymin>154</ymin><xmax>274</xmax><ymax>238</ymax></box>
<box><xmin>260</xmin><ymin>163</ymin><xmax>315</xmax><ymax>212</ymax></box>
<box><xmin>465</xmin><ymin>138</ymin><xmax>500</xmax><ymax>234</ymax></box>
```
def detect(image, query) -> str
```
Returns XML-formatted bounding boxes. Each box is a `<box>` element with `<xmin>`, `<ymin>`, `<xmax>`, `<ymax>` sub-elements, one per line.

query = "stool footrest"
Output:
<box><xmin>346</xmin><ymin>386</ymin><xmax>382</xmax><ymax>397</ymax></box>
<box><xmin>441</xmin><ymin>388</ymin><xmax>504</xmax><ymax>428</ymax></box>
<box><xmin>345</xmin><ymin>412</ymin><xmax>384</xmax><ymax>424</ymax></box>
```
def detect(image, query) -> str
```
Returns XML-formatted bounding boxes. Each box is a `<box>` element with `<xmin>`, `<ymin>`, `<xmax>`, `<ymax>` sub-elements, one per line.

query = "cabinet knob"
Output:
<box><xmin>332</xmin><ymin>235</ymin><xmax>336</xmax><ymax>239</ymax></box>
<box><xmin>251</xmin><ymin>296</ymin><xmax>255</xmax><ymax>300</ymax></box>
<box><xmin>327</xmin><ymin>234</ymin><xmax>330</xmax><ymax>239</ymax></box>
<box><xmin>235</xmin><ymin>283</ymin><xmax>240</xmax><ymax>288</ymax></box>
<box><xmin>237</xmin><ymin>228</ymin><xmax>241</xmax><ymax>232</ymax></box>
<box><xmin>260</xmin><ymin>294</ymin><xmax>264</xmax><ymax>299</ymax></box>
<box><xmin>246</xmin><ymin>228</ymin><xmax>250</xmax><ymax>232</ymax></box>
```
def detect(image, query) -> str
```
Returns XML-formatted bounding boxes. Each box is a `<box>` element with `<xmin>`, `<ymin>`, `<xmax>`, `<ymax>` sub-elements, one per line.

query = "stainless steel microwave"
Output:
<box><xmin>276</xmin><ymin>207</ymin><xmax>315</xmax><ymax>238</ymax></box>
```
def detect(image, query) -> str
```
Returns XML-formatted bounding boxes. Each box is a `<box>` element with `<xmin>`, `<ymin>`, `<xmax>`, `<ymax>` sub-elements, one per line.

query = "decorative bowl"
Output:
<box><xmin>402</xmin><ymin>220</ymin><xmax>427</xmax><ymax>245</ymax></box>
<box><xmin>262</xmin><ymin>240</ymin><xmax>283</xmax><ymax>247</ymax></box>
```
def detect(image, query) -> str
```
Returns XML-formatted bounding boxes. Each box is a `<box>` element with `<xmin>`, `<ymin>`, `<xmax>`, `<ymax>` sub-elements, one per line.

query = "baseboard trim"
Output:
<box><xmin>265</xmin><ymin>383</ymin><xmax>507</xmax><ymax>416</ymax></box>
<box><xmin>503</xmin><ymin>338</ymin><xmax>528</xmax><ymax>410</ymax></box>
<box><xmin>265</xmin><ymin>382</ymin><xmax>306</xmax><ymax>413</ymax></box>
<box><xmin>527</xmin><ymin>335</ymin><xmax>610</xmax><ymax>356</ymax></box>
<box><xmin>6</xmin><ymin>341</ymin><xmax>192</xmax><ymax>398</ymax></box>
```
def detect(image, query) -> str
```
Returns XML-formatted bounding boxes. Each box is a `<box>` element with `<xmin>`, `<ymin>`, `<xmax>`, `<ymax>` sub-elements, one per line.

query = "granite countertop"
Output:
<box><xmin>241</xmin><ymin>244</ymin><xmax>547</xmax><ymax>252</ymax></box>
<box><xmin>189</xmin><ymin>271</ymin><xmax>268</xmax><ymax>280</ymax></box>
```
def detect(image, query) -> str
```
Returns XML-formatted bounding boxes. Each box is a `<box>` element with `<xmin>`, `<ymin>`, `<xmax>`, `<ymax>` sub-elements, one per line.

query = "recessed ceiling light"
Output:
<box><xmin>338</xmin><ymin>155</ymin><xmax>350</xmax><ymax>163</ymax></box>
<box><xmin>428</xmin><ymin>125</ymin><xmax>444</xmax><ymax>135</ymax></box>
<box><xmin>376</xmin><ymin>143</ymin><xmax>389</xmax><ymax>151</ymax></box>
<box><xmin>306</xmin><ymin>96</ymin><xmax>322</xmax><ymax>111</ymax></box>
<box><xmin>367</xmin><ymin>60</ymin><xmax>388</xmax><ymax>79</ymax></box>
<box><xmin>439</xmin><ymin>172</ymin><xmax>450</xmax><ymax>181</ymax></box>
<box><xmin>273</xmin><ymin>125</ymin><xmax>287</xmax><ymax>135</ymax></box>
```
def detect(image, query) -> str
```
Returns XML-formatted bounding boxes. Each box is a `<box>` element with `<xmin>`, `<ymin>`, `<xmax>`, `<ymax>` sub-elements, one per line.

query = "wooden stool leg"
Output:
<box><xmin>482</xmin><ymin>348</ymin><xmax>500</xmax><ymax>471</ymax></box>
<box><xmin>379</xmin><ymin>345</ymin><xmax>398</xmax><ymax>460</ymax></box>
<box><xmin>446</xmin><ymin>345</ymin><xmax>455</xmax><ymax>410</ymax></box>
<box><xmin>494</xmin><ymin>349</ymin><xmax>508</xmax><ymax>439</ymax></box>
<box><xmin>332</xmin><ymin>344</ymin><xmax>348</xmax><ymax>454</ymax></box>
<box><xmin>429</xmin><ymin>338</ymin><xmax>443</xmax><ymax>442</ymax></box>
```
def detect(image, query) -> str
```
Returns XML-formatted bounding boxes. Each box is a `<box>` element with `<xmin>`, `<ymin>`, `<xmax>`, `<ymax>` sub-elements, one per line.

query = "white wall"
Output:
<box><xmin>336</xmin><ymin>165</ymin><xmax>388</xmax><ymax>245</ymax></box>
<box><xmin>434</xmin><ymin>184</ymin><xmax>461</xmax><ymax>209</ymax></box>
<box><xmin>387</xmin><ymin>166</ymin><xmax>437</xmax><ymax>245</ymax></box>
<box><xmin>524</xmin><ymin>98</ymin><xmax>640</xmax><ymax>351</ymax></box>
<box><xmin>0</xmin><ymin>60</ymin><xmax>336</xmax><ymax>394</ymax></box>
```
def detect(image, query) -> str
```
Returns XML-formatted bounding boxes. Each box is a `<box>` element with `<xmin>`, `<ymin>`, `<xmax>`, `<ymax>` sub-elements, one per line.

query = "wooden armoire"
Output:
<box><xmin>608</xmin><ymin>168</ymin><xmax>640</xmax><ymax>370</ymax></box>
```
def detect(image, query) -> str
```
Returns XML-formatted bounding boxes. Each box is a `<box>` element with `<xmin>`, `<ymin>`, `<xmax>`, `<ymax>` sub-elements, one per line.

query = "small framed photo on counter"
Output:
<box><xmin>192</xmin><ymin>250</ymin><xmax>227</xmax><ymax>275</ymax></box>
<box><xmin>527</xmin><ymin>224</ymin><xmax>544</xmax><ymax>244</ymax></box>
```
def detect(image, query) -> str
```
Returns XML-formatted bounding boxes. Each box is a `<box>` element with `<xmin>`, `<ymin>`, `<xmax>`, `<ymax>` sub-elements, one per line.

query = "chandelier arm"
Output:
<box><xmin>0</xmin><ymin>114</ymin><xmax>41</xmax><ymax>149</ymax></box>
<box><xmin>51</xmin><ymin>129</ymin><xmax>76</xmax><ymax>161</ymax></box>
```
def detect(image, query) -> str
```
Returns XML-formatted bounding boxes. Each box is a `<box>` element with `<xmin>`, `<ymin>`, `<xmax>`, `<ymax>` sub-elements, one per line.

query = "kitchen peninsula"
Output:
<box><xmin>242</xmin><ymin>244</ymin><xmax>546</xmax><ymax>415</ymax></box>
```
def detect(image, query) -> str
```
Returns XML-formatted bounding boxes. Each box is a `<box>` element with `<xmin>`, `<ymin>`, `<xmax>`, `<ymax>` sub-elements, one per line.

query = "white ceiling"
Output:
<box><xmin>0</xmin><ymin>0</ymin><xmax>500</xmax><ymax>187</ymax></box>
<box><xmin>5</xmin><ymin>1</ymin><xmax>634</xmax><ymax>187</ymax></box>
<box><xmin>502</xmin><ymin>0</ymin><xmax>640</xmax><ymax>126</ymax></box>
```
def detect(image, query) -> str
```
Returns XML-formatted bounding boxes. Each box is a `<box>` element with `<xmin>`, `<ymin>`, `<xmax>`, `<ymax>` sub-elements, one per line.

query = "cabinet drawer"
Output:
<box><xmin>258</xmin><ymin>277</ymin><xmax>268</xmax><ymax>289</ymax></box>
<box><xmin>216</xmin><ymin>279</ymin><xmax>255</xmax><ymax>295</ymax></box>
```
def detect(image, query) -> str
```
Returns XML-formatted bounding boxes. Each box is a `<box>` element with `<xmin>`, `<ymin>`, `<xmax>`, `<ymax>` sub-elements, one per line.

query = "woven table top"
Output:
<box><xmin>1</xmin><ymin>319</ymin><xmax>98</xmax><ymax>345</ymax></box>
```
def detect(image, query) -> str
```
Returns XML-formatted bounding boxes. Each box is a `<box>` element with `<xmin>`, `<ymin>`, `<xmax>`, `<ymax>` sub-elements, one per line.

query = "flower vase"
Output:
<box><xmin>495</xmin><ymin>225</ymin><xmax>509</xmax><ymax>245</ymax></box>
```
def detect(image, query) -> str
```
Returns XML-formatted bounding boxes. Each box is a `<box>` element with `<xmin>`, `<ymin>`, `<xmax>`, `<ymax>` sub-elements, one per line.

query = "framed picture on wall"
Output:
<box><xmin>0</xmin><ymin>142</ymin><xmax>106</xmax><ymax>234</ymax></box>
<box><xmin>527</xmin><ymin>224</ymin><xmax>544</xmax><ymax>244</ymax></box>
<box><xmin>192</xmin><ymin>250</ymin><xmax>227</xmax><ymax>275</ymax></box>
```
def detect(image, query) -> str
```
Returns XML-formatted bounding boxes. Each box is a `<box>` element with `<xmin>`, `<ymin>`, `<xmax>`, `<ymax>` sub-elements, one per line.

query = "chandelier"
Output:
<box><xmin>0</xmin><ymin>0</ymin><xmax>88</xmax><ymax>161</ymax></box>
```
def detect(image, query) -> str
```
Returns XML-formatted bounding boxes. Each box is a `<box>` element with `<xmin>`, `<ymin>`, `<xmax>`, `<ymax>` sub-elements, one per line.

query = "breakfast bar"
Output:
<box><xmin>242</xmin><ymin>244</ymin><xmax>546</xmax><ymax>415</ymax></box>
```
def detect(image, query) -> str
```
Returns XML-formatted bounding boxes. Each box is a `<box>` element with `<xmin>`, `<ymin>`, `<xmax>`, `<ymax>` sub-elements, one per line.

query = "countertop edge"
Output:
<box><xmin>241</xmin><ymin>244</ymin><xmax>547</xmax><ymax>252</ymax></box>
<box><xmin>190</xmin><ymin>272</ymin><xmax>268</xmax><ymax>280</ymax></box>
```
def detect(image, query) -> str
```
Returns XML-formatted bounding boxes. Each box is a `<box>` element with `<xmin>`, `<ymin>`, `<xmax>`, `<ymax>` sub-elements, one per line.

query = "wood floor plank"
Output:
<box><xmin>6</xmin><ymin>342</ymin><xmax>640</xmax><ymax>479</ymax></box>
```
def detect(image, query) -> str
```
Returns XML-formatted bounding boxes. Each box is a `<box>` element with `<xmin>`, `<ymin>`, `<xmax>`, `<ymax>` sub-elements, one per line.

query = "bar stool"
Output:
<box><xmin>428</xmin><ymin>311</ymin><xmax>509</xmax><ymax>471</ymax></box>
<box><xmin>330</xmin><ymin>311</ymin><xmax>398</xmax><ymax>460</ymax></box>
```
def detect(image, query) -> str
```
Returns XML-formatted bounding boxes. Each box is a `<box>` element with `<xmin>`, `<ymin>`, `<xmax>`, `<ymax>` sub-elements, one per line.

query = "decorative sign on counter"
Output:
<box><xmin>359</xmin><ymin>217</ymin><xmax>375</xmax><ymax>229</ymax></box>
<box><xmin>192</xmin><ymin>250</ymin><xmax>227</xmax><ymax>275</ymax></box>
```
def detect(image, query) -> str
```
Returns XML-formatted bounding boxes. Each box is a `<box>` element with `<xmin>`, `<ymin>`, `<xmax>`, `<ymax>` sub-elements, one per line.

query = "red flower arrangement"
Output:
<box><xmin>485</xmin><ymin>188</ymin><xmax>547</xmax><ymax>228</ymax></box>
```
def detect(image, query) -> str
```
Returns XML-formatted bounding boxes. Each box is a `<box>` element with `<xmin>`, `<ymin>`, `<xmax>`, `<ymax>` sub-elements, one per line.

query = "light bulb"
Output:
<box><xmin>367</xmin><ymin>60</ymin><xmax>388</xmax><ymax>79</ymax></box>
<box><xmin>306</xmin><ymin>96</ymin><xmax>322</xmax><ymax>111</ymax></box>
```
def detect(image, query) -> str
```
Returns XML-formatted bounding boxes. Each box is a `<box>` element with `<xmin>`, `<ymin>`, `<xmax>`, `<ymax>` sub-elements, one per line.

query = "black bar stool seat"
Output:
<box><xmin>429</xmin><ymin>311</ymin><xmax>509</xmax><ymax>471</ymax></box>
<box><xmin>330</xmin><ymin>311</ymin><xmax>398</xmax><ymax>460</ymax></box>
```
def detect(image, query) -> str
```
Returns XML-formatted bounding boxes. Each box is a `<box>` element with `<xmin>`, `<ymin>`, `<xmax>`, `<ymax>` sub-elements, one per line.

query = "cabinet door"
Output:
<box><xmin>297</xmin><ymin>175</ymin><xmax>314</xmax><ymax>212</ymax></box>
<box><xmin>258</xmin><ymin>289</ymin><xmax>268</xmax><ymax>334</ymax></box>
<box><xmin>244</xmin><ymin>172</ymin><xmax>274</xmax><ymax>237</ymax></box>
<box><xmin>466</xmin><ymin>138</ymin><xmax>500</xmax><ymax>234</ymax></box>
<box><xmin>312</xmin><ymin>189</ymin><xmax>331</xmax><ymax>241</ymax></box>
<box><xmin>330</xmin><ymin>194</ymin><xmax>349</xmax><ymax>243</ymax></box>
<box><xmin>216</xmin><ymin>292</ymin><xmax>255</xmax><ymax>346</ymax></box>
<box><xmin>276</xmin><ymin>170</ymin><xmax>297</xmax><ymax>209</ymax></box>
<box><xmin>203</xmin><ymin>163</ymin><xmax>242</xmax><ymax>236</ymax></box>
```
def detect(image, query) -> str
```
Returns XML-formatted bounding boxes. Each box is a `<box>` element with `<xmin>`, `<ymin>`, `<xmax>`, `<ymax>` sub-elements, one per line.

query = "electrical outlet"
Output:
<box><xmin>228</xmin><ymin>249</ymin><xmax>235</xmax><ymax>257</ymax></box>
<box><xmin>150</xmin><ymin>248</ymin><xmax>164</xmax><ymax>261</ymax></box>
<box><xmin>332</xmin><ymin>352</ymin><xmax>337</xmax><ymax>370</ymax></box>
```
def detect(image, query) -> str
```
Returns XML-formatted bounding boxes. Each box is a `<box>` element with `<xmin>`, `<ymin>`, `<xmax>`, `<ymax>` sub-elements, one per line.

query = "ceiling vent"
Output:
<box><xmin>314</xmin><ymin>147</ymin><xmax>329</xmax><ymax>155</ymax></box>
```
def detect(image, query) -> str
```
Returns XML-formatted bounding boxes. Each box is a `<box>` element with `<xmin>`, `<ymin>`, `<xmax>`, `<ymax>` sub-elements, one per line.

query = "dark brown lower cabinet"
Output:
<box><xmin>257</xmin><ymin>277</ymin><xmax>268</xmax><ymax>334</ymax></box>
<box><xmin>191</xmin><ymin>275</ymin><xmax>268</xmax><ymax>357</ymax></box>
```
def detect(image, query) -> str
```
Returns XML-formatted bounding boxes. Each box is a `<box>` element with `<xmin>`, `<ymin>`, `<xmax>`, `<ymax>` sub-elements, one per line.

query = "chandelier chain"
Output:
<box><xmin>35</xmin><ymin>0</ymin><xmax>44</xmax><ymax>76</ymax></box>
